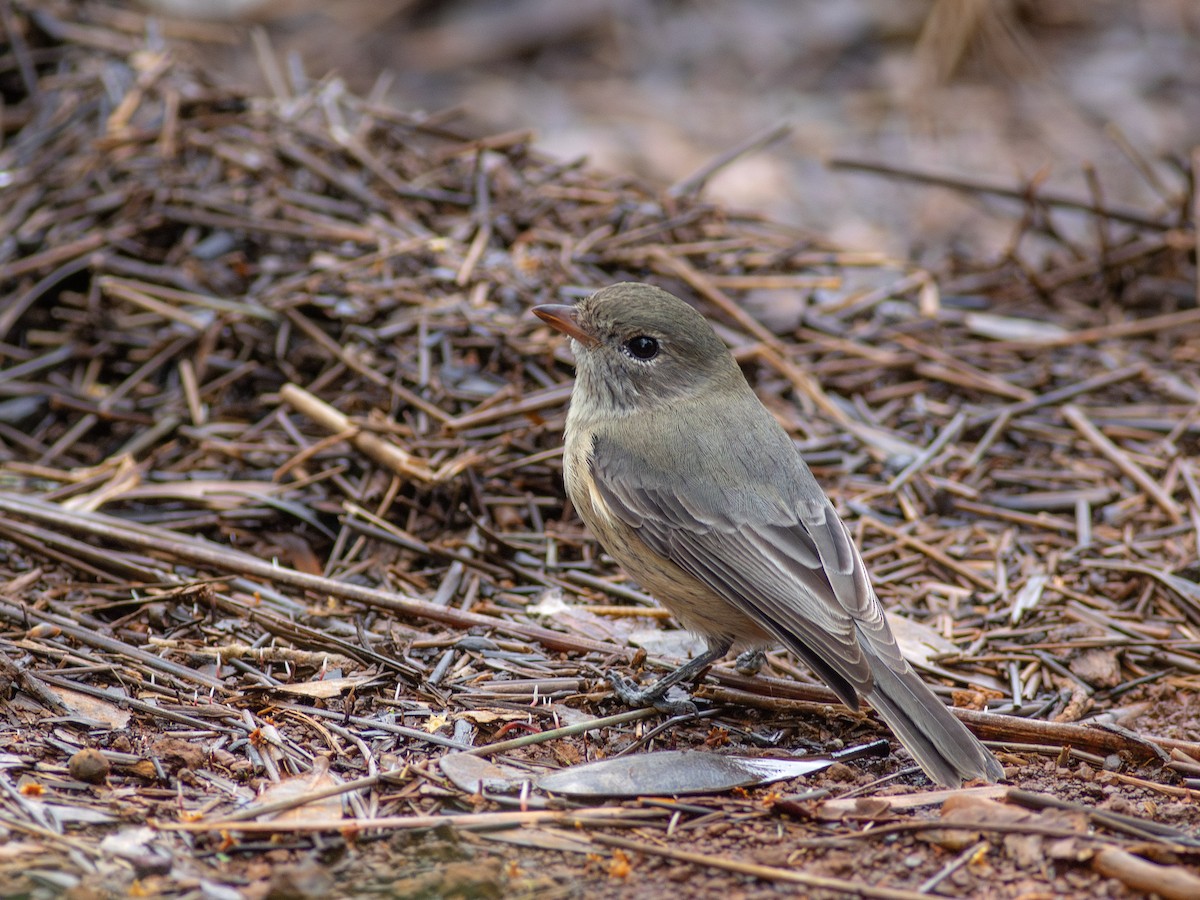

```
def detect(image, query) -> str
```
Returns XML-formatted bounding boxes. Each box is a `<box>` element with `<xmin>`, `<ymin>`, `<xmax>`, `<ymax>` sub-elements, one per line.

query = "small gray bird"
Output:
<box><xmin>533</xmin><ymin>282</ymin><xmax>1003</xmax><ymax>787</ymax></box>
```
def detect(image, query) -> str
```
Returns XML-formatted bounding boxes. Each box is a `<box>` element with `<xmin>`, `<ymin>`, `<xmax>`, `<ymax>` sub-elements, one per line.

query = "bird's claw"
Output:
<box><xmin>606</xmin><ymin>671</ymin><xmax>698</xmax><ymax>716</ymax></box>
<box><xmin>734</xmin><ymin>649</ymin><xmax>766</xmax><ymax>676</ymax></box>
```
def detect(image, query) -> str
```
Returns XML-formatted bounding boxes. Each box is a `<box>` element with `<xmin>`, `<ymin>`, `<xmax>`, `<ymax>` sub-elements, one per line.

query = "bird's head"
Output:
<box><xmin>533</xmin><ymin>282</ymin><xmax>743</xmax><ymax>418</ymax></box>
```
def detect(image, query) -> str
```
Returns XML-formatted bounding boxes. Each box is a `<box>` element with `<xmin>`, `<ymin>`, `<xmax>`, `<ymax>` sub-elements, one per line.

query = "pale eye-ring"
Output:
<box><xmin>624</xmin><ymin>335</ymin><xmax>659</xmax><ymax>360</ymax></box>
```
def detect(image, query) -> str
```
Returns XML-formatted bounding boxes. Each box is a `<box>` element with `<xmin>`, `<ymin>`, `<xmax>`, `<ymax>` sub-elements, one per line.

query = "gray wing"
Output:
<box><xmin>590</xmin><ymin>427</ymin><xmax>900</xmax><ymax>708</ymax></box>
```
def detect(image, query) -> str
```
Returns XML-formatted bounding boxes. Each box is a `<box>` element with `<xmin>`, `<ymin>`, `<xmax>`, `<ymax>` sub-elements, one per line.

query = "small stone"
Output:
<box><xmin>1105</xmin><ymin>796</ymin><xmax>1130</xmax><ymax>814</ymax></box>
<box><xmin>825</xmin><ymin>762</ymin><xmax>857</xmax><ymax>782</ymax></box>
<box><xmin>109</xmin><ymin>734</ymin><xmax>133</xmax><ymax>753</ymax></box>
<box><xmin>665</xmin><ymin>865</ymin><xmax>693</xmax><ymax>883</ymax></box>
<box><xmin>69</xmin><ymin>748</ymin><xmax>110</xmax><ymax>784</ymax></box>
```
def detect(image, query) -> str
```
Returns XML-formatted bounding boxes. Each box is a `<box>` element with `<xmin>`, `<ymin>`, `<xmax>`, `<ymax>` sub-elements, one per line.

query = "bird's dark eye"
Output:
<box><xmin>624</xmin><ymin>335</ymin><xmax>659</xmax><ymax>360</ymax></box>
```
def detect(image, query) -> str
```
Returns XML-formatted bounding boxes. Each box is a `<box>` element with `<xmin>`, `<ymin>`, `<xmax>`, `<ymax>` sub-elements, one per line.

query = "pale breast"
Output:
<box><xmin>562</xmin><ymin>422</ymin><xmax>773</xmax><ymax>647</ymax></box>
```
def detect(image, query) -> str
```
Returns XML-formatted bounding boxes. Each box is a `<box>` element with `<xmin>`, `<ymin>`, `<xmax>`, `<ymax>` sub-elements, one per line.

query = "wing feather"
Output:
<box><xmin>590</xmin><ymin>429</ymin><xmax>895</xmax><ymax>706</ymax></box>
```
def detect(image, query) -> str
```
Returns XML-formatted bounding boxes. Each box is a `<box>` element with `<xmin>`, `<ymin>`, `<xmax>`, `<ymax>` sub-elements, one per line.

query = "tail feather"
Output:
<box><xmin>863</xmin><ymin>653</ymin><xmax>1004</xmax><ymax>787</ymax></box>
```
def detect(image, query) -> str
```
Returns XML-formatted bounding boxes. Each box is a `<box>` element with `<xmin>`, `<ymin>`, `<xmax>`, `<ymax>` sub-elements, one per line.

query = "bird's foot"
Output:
<box><xmin>606</xmin><ymin>671</ymin><xmax>698</xmax><ymax>717</ymax></box>
<box><xmin>734</xmin><ymin>649</ymin><xmax>766</xmax><ymax>676</ymax></box>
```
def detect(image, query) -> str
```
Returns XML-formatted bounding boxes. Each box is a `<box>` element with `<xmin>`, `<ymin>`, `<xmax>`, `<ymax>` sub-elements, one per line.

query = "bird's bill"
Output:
<box><xmin>532</xmin><ymin>304</ymin><xmax>599</xmax><ymax>346</ymax></box>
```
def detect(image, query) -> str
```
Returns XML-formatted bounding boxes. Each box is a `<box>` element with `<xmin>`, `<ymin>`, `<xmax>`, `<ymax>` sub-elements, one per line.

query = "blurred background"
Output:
<box><xmin>140</xmin><ymin>0</ymin><xmax>1200</xmax><ymax>262</ymax></box>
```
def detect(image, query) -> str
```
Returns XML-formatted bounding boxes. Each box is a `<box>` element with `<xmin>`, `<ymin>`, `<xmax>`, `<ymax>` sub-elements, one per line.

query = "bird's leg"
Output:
<box><xmin>734</xmin><ymin>648</ymin><xmax>766</xmax><ymax>676</ymax></box>
<box><xmin>607</xmin><ymin>637</ymin><xmax>733</xmax><ymax>716</ymax></box>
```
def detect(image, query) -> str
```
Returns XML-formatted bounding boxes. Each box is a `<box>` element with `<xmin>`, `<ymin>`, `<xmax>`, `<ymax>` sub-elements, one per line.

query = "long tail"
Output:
<box><xmin>863</xmin><ymin>652</ymin><xmax>1004</xmax><ymax>787</ymax></box>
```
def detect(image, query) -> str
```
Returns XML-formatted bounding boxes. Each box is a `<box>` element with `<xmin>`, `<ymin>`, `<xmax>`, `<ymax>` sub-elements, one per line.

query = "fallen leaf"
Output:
<box><xmin>927</xmin><ymin>794</ymin><xmax>1032</xmax><ymax>851</ymax></box>
<box><xmin>815</xmin><ymin>785</ymin><xmax>1006</xmax><ymax>819</ymax></box>
<box><xmin>44</xmin><ymin>685</ymin><xmax>132</xmax><ymax>729</ymax></box>
<box><xmin>1068</xmin><ymin>648</ymin><xmax>1122</xmax><ymax>689</ymax></box>
<box><xmin>149</xmin><ymin>737</ymin><xmax>207</xmax><ymax>772</ymax></box>
<box><xmin>439</xmin><ymin>753</ymin><xmax>534</xmax><ymax>795</ymax></box>
<box><xmin>253</xmin><ymin>757</ymin><xmax>344</xmax><ymax>824</ymax></box>
<box><xmin>813</xmin><ymin>797</ymin><xmax>893</xmax><ymax>822</ymax></box>
<box><xmin>265</xmin><ymin>675</ymin><xmax>385</xmax><ymax>699</ymax></box>
<box><xmin>455</xmin><ymin>709</ymin><xmax>536</xmax><ymax>725</ymax></box>
<box><xmin>536</xmin><ymin>750</ymin><xmax>834</xmax><ymax>798</ymax></box>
